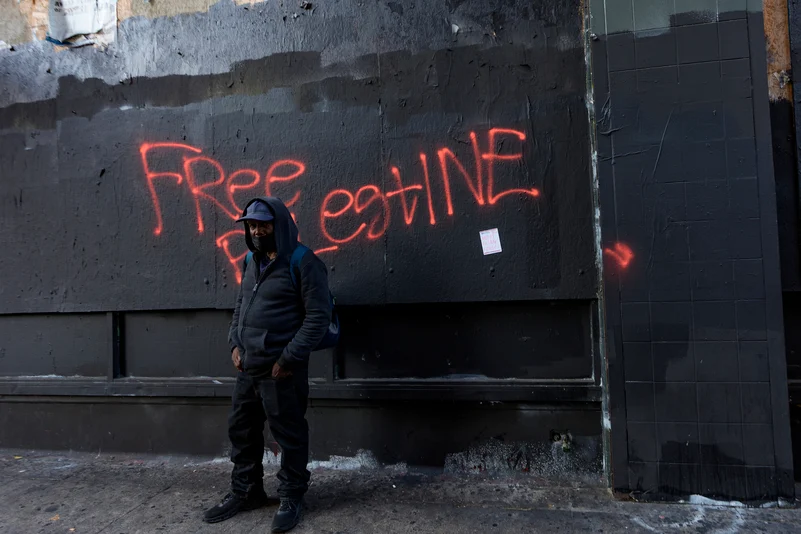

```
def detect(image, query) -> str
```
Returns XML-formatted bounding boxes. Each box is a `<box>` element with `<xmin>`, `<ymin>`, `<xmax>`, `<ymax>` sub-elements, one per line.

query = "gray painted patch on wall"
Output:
<box><xmin>0</xmin><ymin>0</ymin><xmax>582</xmax><ymax>108</ymax></box>
<box><xmin>593</xmin><ymin>0</ymin><xmax>759</xmax><ymax>35</ymax></box>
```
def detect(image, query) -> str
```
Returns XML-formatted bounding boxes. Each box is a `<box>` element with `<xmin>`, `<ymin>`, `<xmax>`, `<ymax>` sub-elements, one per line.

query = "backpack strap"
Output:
<box><xmin>289</xmin><ymin>244</ymin><xmax>310</xmax><ymax>292</ymax></box>
<box><xmin>242</xmin><ymin>251</ymin><xmax>254</xmax><ymax>281</ymax></box>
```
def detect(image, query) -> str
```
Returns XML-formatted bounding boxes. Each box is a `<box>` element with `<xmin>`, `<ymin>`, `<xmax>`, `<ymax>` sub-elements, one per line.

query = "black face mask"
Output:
<box><xmin>253</xmin><ymin>234</ymin><xmax>277</xmax><ymax>254</ymax></box>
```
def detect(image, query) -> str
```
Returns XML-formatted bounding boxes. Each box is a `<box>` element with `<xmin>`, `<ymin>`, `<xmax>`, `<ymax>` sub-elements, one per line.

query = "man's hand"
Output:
<box><xmin>272</xmin><ymin>361</ymin><xmax>292</xmax><ymax>379</ymax></box>
<box><xmin>232</xmin><ymin>347</ymin><xmax>243</xmax><ymax>371</ymax></box>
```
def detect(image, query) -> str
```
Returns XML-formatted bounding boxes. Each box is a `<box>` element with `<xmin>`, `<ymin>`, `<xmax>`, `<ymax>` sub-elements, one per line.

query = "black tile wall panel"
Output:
<box><xmin>623</xmin><ymin>342</ymin><xmax>654</xmax><ymax>381</ymax></box>
<box><xmin>695</xmin><ymin>342</ymin><xmax>739</xmax><ymax>381</ymax></box>
<box><xmin>657</xmin><ymin>422</ymin><xmax>701</xmax><ymax>463</ymax></box>
<box><xmin>653</xmin><ymin>342</ymin><xmax>695</xmax><ymax>382</ymax></box>
<box><xmin>596</xmin><ymin>4</ymin><xmax>794</xmax><ymax>501</ymax></box>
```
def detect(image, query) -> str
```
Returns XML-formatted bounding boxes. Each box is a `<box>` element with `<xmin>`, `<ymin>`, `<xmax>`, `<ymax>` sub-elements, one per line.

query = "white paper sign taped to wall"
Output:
<box><xmin>48</xmin><ymin>0</ymin><xmax>117</xmax><ymax>47</ymax></box>
<box><xmin>479</xmin><ymin>228</ymin><xmax>502</xmax><ymax>255</ymax></box>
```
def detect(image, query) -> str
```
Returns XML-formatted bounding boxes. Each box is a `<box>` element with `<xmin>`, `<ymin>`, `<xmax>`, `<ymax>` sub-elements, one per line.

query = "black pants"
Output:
<box><xmin>228</xmin><ymin>369</ymin><xmax>310</xmax><ymax>499</ymax></box>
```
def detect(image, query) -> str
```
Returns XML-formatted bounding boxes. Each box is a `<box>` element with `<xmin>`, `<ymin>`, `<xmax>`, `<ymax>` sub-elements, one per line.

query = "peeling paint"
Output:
<box><xmin>443</xmin><ymin>437</ymin><xmax>602</xmax><ymax>480</ymax></box>
<box><xmin>764</xmin><ymin>0</ymin><xmax>793</xmax><ymax>102</ymax></box>
<box><xmin>1</xmin><ymin>0</ymin><xmax>48</xmax><ymax>44</ymax></box>
<box><xmin>117</xmin><ymin>0</ymin><xmax>213</xmax><ymax>22</ymax></box>
<box><xmin>0</xmin><ymin>0</ymin><xmax>273</xmax><ymax>45</ymax></box>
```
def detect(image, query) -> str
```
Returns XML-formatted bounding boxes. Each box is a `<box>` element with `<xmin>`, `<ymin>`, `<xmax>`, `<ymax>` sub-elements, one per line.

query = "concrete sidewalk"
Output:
<box><xmin>2</xmin><ymin>450</ymin><xmax>800</xmax><ymax>534</ymax></box>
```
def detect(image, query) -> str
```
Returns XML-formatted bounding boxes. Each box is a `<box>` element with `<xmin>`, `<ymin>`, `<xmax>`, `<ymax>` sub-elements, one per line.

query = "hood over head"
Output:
<box><xmin>240</xmin><ymin>197</ymin><xmax>298</xmax><ymax>258</ymax></box>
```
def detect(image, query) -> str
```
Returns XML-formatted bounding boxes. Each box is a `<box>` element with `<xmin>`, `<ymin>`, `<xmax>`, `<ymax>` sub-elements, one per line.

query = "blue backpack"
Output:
<box><xmin>244</xmin><ymin>244</ymin><xmax>340</xmax><ymax>351</ymax></box>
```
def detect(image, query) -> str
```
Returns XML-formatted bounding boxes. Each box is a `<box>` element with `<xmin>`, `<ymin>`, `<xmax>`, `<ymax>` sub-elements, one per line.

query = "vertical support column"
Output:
<box><xmin>750</xmin><ymin>5</ymin><xmax>796</xmax><ymax>500</ymax></box>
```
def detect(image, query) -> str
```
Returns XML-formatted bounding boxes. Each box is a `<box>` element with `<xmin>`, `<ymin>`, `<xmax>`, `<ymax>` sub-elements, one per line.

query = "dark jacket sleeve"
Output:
<box><xmin>228</xmin><ymin>270</ymin><xmax>245</xmax><ymax>353</ymax></box>
<box><xmin>277</xmin><ymin>256</ymin><xmax>331</xmax><ymax>368</ymax></box>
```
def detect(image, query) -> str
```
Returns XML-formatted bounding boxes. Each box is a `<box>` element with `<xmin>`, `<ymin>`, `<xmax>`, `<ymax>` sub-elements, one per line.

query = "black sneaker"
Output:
<box><xmin>202</xmin><ymin>491</ymin><xmax>271</xmax><ymax>523</ymax></box>
<box><xmin>271</xmin><ymin>498</ymin><xmax>303</xmax><ymax>533</ymax></box>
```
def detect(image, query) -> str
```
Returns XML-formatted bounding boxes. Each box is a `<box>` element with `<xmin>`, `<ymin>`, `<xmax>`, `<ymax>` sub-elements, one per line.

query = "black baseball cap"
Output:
<box><xmin>236</xmin><ymin>200</ymin><xmax>274</xmax><ymax>223</ymax></box>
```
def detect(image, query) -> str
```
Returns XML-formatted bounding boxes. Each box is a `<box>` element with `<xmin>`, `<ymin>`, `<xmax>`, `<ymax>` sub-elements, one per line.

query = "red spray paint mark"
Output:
<box><xmin>141</xmin><ymin>128</ymin><xmax>542</xmax><ymax>283</ymax></box>
<box><xmin>139</xmin><ymin>142</ymin><xmax>203</xmax><ymax>236</ymax></box>
<box><xmin>482</xmin><ymin>128</ymin><xmax>540</xmax><ymax>203</ymax></box>
<box><xmin>216</xmin><ymin>229</ymin><xmax>249</xmax><ymax>284</ymax></box>
<box><xmin>604</xmin><ymin>243</ymin><xmax>634</xmax><ymax>269</ymax></box>
<box><xmin>183</xmin><ymin>155</ymin><xmax>237</xmax><ymax>231</ymax></box>
<box><xmin>320</xmin><ymin>189</ymin><xmax>366</xmax><ymax>244</ymax></box>
<box><xmin>386</xmin><ymin>166</ymin><xmax>422</xmax><ymax>225</ymax></box>
<box><xmin>356</xmin><ymin>185</ymin><xmax>391</xmax><ymax>239</ymax></box>
<box><xmin>227</xmin><ymin>169</ymin><xmax>261</xmax><ymax>214</ymax></box>
<box><xmin>266</xmin><ymin>160</ymin><xmax>305</xmax><ymax>207</ymax></box>
<box><xmin>438</xmin><ymin>131</ymin><xmax>485</xmax><ymax>215</ymax></box>
<box><xmin>419</xmin><ymin>153</ymin><xmax>437</xmax><ymax>225</ymax></box>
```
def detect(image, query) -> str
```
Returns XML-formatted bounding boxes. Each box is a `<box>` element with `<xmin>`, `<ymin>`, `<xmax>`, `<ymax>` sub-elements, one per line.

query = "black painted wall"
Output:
<box><xmin>0</xmin><ymin>15</ymin><xmax>595</xmax><ymax>314</ymax></box>
<box><xmin>0</xmin><ymin>1</ymin><xmax>598</xmax><ymax>383</ymax></box>
<box><xmin>0</xmin><ymin>0</ymin><xmax>603</xmax><ymax>475</ymax></box>
<box><xmin>593</xmin><ymin>1</ymin><xmax>795</xmax><ymax>501</ymax></box>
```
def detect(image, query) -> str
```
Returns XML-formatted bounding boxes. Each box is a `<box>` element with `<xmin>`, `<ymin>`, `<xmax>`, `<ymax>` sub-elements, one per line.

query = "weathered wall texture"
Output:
<box><xmin>7</xmin><ymin>0</ymin><xmax>796</xmax><ymax>501</ymax></box>
<box><xmin>0</xmin><ymin>0</ymin><xmax>602</xmax><ymax>475</ymax></box>
<box><xmin>0</xmin><ymin>0</ymin><xmax>595</xmax><ymax>313</ymax></box>
<box><xmin>593</xmin><ymin>0</ymin><xmax>795</xmax><ymax>502</ymax></box>
<box><xmin>0</xmin><ymin>0</ymin><xmax>257</xmax><ymax>46</ymax></box>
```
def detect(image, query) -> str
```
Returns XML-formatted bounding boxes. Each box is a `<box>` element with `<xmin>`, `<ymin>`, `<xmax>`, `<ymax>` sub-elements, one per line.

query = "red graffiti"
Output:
<box><xmin>419</xmin><ymin>153</ymin><xmax>437</xmax><ymax>225</ymax></box>
<box><xmin>216</xmin><ymin>229</ymin><xmax>248</xmax><ymax>284</ymax></box>
<box><xmin>140</xmin><ymin>128</ymin><xmax>540</xmax><ymax>283</ymax></box>
<box><xmin>227</xmin><ymin>169</ymin><xmax>260</xmax><ymax>214</ymax></box>
<box><xmin>483</xmin><ymin>128</ymin><xmax>540</xmax><ymax>204</ymax></box>
<box><xmin>139</xmin><ymin>142</ymin><xmax>202</xmax><ymax>236</ymax></box>
<box><xmin>604</xmin><ymin>242</ymin><xmax>634</xmax><ymax>269</ymax></box>
<box><xmin>387</xmin><ymin>167</ymin><xmax>422</xmax><ymax>225</ymax></box>
<box><xmin>438</xmin><ymin>131</ymin><xmax>485</xmax><ymax>214</ymax></box>
<box><xmin>184</xmin><ymin>155</ymin><xmax>234</xmax><ymax>231</ymax></box>
<box><xmin>320</xmin><ymin>187</ymin><xmax>390</xmax><ymax>244</ymax></box>
<box><xmin>266</xmin><ymin>160</ymin><xmax>305</xmax><ymax>206</ymax></box>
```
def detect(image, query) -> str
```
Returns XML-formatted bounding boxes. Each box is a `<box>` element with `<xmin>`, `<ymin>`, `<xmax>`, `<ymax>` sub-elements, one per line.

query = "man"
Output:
<box><xmin>203</xmin><ymin>197</ymin><xmax>331</xmax><ymax>533</ymax></box>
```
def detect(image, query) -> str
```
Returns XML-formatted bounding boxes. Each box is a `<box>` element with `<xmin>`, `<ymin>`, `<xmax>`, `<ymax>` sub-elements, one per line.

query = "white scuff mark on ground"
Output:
<box><xmin>185</xmin><ymin>449</ymin><xmax>406</xmax><ymax>472</ymax></box>
<box><xmin>759</xmin><ymin>497</ymin><xmax>794</xmax><ymax>509</ymax></box>
<box><xmin>308</xmin><ymin>450</ymin><xmax>379</xmax><ymax>471</ymax></box>
<box><xmin>262</xmin><ymin>450</ymin><xmax>281</xmax><ymax>467</ymax></box>
<box><xmin>632</xmin><ymin>508</ymin><xmax>706</xmax><ymax>532</ymax></box>
<box><xmin>183</xmin><ymin>456</ymin><xmax>229</xmax><ymax>467</ymax></box>
<box><xmin>633</xmin><ymin>499</ymin><xmax>747</xmax><ymax>534</ymax></box>
<box><xmin>52</xmin><ymin>463</ymin><xmax>78</xmax><ymax>470</ymax></box>
<box><xmin>602</xmin><ymin>414</ymin><xmax>611</xmax><ymax>430</ymax></box>
<box><xmin>730</xmin><ymin>508</ymin><xmax>746</xmax><ymax>532</ymax></box>
<box><xmin>685</xmin><ymin>495</ymin><xmax>746</xmax><ymax>507</ymax></box>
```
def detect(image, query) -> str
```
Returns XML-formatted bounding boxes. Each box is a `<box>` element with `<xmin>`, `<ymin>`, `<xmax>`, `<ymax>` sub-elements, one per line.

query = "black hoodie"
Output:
<box><xmin>228</xmin><ymin>197</ymin><xmax>331</xmax><ymax>373</ymax></box>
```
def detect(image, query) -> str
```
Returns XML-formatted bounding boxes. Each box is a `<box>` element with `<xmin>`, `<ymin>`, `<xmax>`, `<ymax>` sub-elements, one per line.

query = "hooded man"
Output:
<box><xmin>203</xmin><ymin>197</ymin><xmax>332</xmax><ymax>533</ymax></box>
